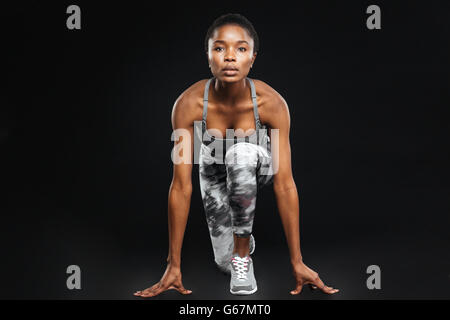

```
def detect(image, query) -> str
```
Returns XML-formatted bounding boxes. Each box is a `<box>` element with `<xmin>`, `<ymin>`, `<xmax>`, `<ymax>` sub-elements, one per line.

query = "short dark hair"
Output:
<box><xmin>204</xmin><ymin>13</ymin><xmax>259</xmax><ymax>54</ymax></box>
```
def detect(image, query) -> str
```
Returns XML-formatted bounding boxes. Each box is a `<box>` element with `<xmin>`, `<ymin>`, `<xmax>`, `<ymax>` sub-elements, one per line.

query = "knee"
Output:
<box><xmin>224</xmin><ymin>143</ymin><xmax>259</xmax><ymax>167</ymax></box>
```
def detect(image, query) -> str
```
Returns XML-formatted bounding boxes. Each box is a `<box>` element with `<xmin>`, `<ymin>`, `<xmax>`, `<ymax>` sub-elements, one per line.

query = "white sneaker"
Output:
<box><xmin>229</xmin><ymin>253</ymin><xmax>257</xmax><ymax>295</ymax></box>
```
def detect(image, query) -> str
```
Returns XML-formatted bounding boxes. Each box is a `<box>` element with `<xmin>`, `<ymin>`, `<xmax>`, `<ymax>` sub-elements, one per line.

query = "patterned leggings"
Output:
<box><xmin>199</xmin><ymin>142</ymin><xmax>274</xmax><ymax>267</ymax></box>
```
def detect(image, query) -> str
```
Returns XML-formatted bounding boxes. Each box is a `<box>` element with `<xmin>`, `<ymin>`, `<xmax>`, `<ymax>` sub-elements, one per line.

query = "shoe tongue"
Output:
<box><xmin>233</xmin><ymin>254</ymin><xmax>249</xmax><ymax>261</ymax></box>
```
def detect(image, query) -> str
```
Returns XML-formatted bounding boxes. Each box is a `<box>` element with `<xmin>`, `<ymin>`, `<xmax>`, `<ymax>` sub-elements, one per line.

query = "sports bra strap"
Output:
<box><xmin>247</xmin><ymin>78</ymin><xmax>261</xmax><ymax>129</ymax></box>
<box><xmin>202</xmin><ymin>78</ymin><xmax>213</xmax><ymax>132</ymax></box>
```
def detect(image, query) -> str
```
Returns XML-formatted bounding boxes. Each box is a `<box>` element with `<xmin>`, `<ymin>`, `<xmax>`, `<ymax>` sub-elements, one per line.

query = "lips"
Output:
<box><xmin>222</xmin><ymin>67</ymin><xmax>238</xmax><ymax>76</ymax></box>
<box><xmin>223</xmin><ymin>69</ymin><xmax>238</xmax><ymax>76</ymax></box>
<box><xmin>223</xmin><ymin>67</ymin><xmax>238</xmax><ymax>71</ymax></box>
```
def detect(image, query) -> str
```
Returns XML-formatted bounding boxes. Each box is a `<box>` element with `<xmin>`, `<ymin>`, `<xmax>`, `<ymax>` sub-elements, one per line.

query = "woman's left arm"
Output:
<box><xmin>268</xmin><ymin>96</ymin><xmax>339</xmax><ymax>295</ymax></box>
<box><xmin>268</xmin><ymin>96</ymin><xmax>303</xmax><ymax>266</ymax></box>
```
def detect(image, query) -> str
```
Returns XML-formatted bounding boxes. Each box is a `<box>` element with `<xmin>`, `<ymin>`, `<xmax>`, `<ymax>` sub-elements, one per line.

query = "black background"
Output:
<box><xmin>3</xmin><ymin>0</ymin><xmax>450</xmax><ymax>299</ymax></box>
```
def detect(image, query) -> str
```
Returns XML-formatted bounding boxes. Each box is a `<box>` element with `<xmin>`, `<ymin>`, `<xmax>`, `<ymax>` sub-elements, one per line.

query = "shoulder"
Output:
<box><xmin>171</xmin><ymin>79</ymin><xmax>209</xmax><ymax>128</ymax></box>
<box><xmin>252</xmin><ymin>79</ymin><xmax>290</xmax><ymax>126</ymax></box>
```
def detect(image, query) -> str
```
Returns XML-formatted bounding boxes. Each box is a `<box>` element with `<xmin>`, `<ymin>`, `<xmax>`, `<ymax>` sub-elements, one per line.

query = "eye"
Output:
<box><xmin>214</xmin><ymin>47</ymin><xmax>224</xmax><ymax>52</ymax></box>
<box><xmin>239</xmin><ymin>47</ymin><xmax>247</xmax><ymax>52</ymax></box>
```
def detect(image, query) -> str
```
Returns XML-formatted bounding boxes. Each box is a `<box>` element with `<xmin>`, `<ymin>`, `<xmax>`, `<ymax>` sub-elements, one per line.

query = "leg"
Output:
<box><xmin>225</xmin><ymin>143</ymin><xmax>261</xmax><ymax>295</ymax></box>
<box><xmin>225</xmin><ymin>143</ymin><xmax>260</xmax><ymax>257</ymax></box>
<box><xmin>199</xmin><ymin>150</ymin><xmax>234</xmax><ymax>271</ymax></box>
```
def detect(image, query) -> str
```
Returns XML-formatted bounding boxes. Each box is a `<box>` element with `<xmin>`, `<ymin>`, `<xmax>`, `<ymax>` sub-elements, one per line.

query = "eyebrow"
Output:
<box><xmin>213</xmin><ymin>40</ymin><xmax>249</xmax><ymax>45</ymax></box>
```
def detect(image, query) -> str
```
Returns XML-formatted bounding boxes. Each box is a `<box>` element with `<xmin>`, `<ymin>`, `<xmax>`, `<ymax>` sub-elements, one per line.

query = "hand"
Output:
<box><xmin>290</xmin><ymin>261</ymin><xmax>339</xmax><ymax>295</ymax></box>
<box><xmin>133</xmin><ymin>264</ymin><xmax>192</xmax><ymax>298</ymax></box>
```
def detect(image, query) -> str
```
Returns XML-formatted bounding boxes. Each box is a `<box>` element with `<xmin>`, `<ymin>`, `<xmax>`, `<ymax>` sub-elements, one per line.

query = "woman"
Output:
<box><xmin>134</xmin><ymin>13</ymin><xmax>339</xmax><ymax>297</ymax></box>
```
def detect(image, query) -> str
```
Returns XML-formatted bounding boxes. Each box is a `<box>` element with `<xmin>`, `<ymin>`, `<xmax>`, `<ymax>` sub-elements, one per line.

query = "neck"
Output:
<box><xmin>212</xmin><ymin>77</ymin><xmax>249</xmax><ymax>105</ymax></box>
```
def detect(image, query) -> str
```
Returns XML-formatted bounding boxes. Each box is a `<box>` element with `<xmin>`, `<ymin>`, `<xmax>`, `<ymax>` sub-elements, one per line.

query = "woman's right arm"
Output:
<box><xmin>134</xmin><ymin>94</ymin><xmax>195</xmax><ymax>298</ymax></box>
<box><xmin>166</xmin><ymin>94</ymin><xmax>195</xmax><ymax>270</ymax></box>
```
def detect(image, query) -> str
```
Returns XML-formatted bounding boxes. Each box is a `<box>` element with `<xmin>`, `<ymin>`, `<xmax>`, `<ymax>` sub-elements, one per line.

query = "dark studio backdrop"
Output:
<box><xmin>2</xmin><ymin>0</ymin><xmax>450</xmax><ymax>300</ymax></box>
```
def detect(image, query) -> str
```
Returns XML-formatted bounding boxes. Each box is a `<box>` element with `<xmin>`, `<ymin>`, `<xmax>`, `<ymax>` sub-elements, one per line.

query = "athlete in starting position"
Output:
<box><xmin>134</xmin><ymin>13</ymin><xmax>339</xmax><ymax>297</ymax></box>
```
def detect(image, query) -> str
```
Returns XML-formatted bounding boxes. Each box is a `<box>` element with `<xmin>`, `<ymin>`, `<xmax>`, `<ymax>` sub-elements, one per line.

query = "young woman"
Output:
<box><xmin>134</xmin><ymin>13</ymin><xmax>339</xmax><ymax>297</ymax></box>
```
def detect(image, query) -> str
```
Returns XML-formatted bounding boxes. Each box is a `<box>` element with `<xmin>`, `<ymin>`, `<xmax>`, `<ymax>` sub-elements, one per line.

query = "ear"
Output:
<box><xmin>251</xmin><ymin>52</ymin><xmax>257</xmax><ymax>65</ymax></box>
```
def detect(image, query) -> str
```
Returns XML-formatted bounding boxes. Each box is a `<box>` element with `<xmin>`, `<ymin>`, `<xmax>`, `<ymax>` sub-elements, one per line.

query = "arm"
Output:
<box><xmin>269</xmin><ymin>96</ymin><xmax>303</xmax><ymax>266</ymax></box>
<box><xmin>269</xmin><ymin>96</ymin><xmax>339</xmax><ymax>295</ymax></box>
<box><xmin>134</xmin><ymin>94</ymin><xmax>195</xmax><ymax>298</ymax></box>
<box><xmin>166</xmin><ymin>95</ymin><xmax>195</xmax><ymax>269</ymax></box>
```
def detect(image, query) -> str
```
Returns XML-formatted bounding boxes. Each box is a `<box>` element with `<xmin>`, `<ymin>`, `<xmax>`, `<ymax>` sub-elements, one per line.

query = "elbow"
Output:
<box><xmin>273</xmin><ymin>178</ymin><xmax>296</xmax><ymax>194</ymax></box>
<box><xmin>170</xmin><ymin>180</ymin><xmax>193</xmax><ymax>196</ymax></box>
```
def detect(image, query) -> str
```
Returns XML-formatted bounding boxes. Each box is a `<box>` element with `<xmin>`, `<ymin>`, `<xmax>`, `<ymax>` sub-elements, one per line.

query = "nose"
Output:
<box><xmin>224</xmin><ymin>49</ymin><xmax>236</xmax><ymax>62</ymax></box>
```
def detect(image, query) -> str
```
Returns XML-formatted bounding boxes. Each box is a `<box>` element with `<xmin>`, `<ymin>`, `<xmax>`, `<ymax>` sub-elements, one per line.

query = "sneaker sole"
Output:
<box><xmin>230</xmin><ymin>285</ymin><xmax>258</xmax><ymax>295</ymax></box>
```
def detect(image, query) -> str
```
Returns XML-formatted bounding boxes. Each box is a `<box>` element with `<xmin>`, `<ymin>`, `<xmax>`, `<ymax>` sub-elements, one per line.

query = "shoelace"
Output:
<box><xmin>231</xmin><ymin>256</ymin><xmax>249</xmax><ymax>281</ymax></box>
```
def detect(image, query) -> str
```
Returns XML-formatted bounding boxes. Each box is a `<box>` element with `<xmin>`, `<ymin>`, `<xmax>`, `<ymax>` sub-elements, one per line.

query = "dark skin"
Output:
<box><xmin>134</xmin><ymin>24</ymin><xmax>339</xmax><ymax>297</ymax></box>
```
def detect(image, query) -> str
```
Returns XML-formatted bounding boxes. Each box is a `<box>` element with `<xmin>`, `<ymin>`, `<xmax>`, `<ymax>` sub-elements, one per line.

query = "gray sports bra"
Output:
<box><xmin>201</xmin><ymin>76</ymin><xmax>268</xmax><ymax>146</ymax></box>
<box><xmin>195</xmin><ymin>76</ymin><xmax>271</xmax><ymax>163</ymax></box>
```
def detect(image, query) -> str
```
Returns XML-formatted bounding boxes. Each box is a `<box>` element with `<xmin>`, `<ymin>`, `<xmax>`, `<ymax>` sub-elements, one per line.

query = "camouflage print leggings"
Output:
<box><xmin>199</xmin><ymin>142</ymin><xmax>274</xmax><ymax>268</ymax></box>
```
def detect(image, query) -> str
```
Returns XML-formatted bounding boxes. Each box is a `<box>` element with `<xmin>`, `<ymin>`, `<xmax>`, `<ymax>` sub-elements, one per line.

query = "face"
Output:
<box><xmin>207</xmin><ymin>24</ymin><xmax>257</xmax><ymax>82</ymax></box>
